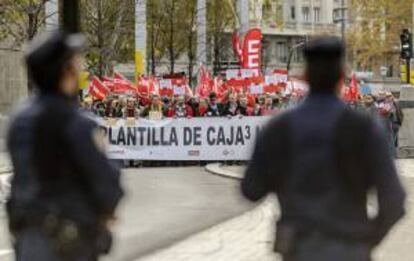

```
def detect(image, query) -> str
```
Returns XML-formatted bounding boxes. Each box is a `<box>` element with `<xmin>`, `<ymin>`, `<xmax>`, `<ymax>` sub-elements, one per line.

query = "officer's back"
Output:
<box><xmin>7</xmin><ymin>32</ymin><xmax>124</xmax><ymax>261</ymax></box>
<box><xmin>242</xmin><ymin>36</ymin><xmax>405</xmax><ymax>261</ymax></box>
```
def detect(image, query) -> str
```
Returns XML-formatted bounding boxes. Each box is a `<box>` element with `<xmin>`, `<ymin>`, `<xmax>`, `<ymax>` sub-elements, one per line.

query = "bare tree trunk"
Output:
<box><xmin>97</xmin><ymin>0</ymin><xmax>104</xmax><ymax>77</ymax></box>
<box><xmin>187</xmin><ymin>5</ymin><xmax>196</xmax><ymax>87</ymax></box>
<box><xmin>149</xmin><ymin>1</ymin><xmax>156</xmax><ymax>75</ymax></box>
<box><xmin>168</xmin><ymin>0</ymin><xmax>175</xmax><ymax>74</ymax></box>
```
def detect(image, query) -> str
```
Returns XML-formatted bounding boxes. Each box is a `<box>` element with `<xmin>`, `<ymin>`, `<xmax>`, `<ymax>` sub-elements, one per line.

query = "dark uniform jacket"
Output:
<box><xmin>7</xmin><ymin>93</ymin><xmax>124</xmax><ymax>253</ymax></box>
<box><xmin>242</xmin><ymin>92</ymin><xmax>405</xmax><ymax>249</ymax></box>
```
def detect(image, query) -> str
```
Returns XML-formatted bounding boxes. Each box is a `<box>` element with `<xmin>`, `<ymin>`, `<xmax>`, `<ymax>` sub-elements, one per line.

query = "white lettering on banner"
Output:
<box><xmin>247</xmin><ymin>40</ymin><xmax>260</xmax><ymax>53</ymax></box>
<box><xmin>247</xmin><ymin>40</ymin><xmax>261</xmax><ymax>69</ymax></box>
<box><xmin>96</xmin><ymin>117</ymin><xmax>272</xmax><ymax>161</ymax></box>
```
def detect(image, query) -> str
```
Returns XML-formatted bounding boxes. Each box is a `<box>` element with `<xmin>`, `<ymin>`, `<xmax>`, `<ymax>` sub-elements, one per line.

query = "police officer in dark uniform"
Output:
<box><xmin>241</xmin><ymin>36</ymin><xmax>405</xmax><ymax>261</ymax></box>
<box><xmin>7</xmin><ymin>31</ymin><xmax>124</xmax><ymax>261</ymax></box>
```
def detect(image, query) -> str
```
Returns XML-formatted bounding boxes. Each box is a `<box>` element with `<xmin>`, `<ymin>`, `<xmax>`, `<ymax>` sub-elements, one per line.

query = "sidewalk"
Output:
<box><xmin>137</xmin><ymin>162</ymin><xmax>414</xmax><ymax>261</ymax></box>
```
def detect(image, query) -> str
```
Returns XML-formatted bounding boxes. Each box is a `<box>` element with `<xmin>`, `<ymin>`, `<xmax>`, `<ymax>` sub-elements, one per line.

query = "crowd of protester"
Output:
<box><xmin>79</xmin><ymin>88</ymin><xmax>403</xmax><ymax>162</ymax></box>
<box><xmin>351</xmin><ymin>90</ymin><xmax>404</xmax><ymax>155</ymax></box>
<box><xmin>80</xmin><ymin>91</ymin><xmax>305</xmax><ymax>119</ymax></box>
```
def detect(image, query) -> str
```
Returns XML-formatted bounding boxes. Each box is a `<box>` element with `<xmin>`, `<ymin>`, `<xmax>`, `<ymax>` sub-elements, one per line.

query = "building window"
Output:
<box><xmin>302</xmin><ymin>7</ymin><xmax>310</xmax><ymax>22</ymax></box>
<box><xmin>276</xmin><ymin>42</ymin><xmax>288</xmax><ymax>63</ymax></box>
<box><xmin>291</xmin><ymin>6</ymin><xmax>295</xmax><ymax>20</ymax></box>
<box><xmin>314</xmin><ymin>7</ymin><xmax>321</xmax><ymax>23</ymax></box>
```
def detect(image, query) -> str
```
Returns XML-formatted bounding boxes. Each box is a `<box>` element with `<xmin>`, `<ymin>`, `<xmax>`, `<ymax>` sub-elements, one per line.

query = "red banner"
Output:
<box><xmin>232</xmin><ymin>28</ymin><xmax>263</xmax><ymax>75</ymax></box>
<box><xmin>89</xmin><ymin>76</ymin><xmax>109</xmax><ymax>100</ymax></box>
<box><xmin>242</xmin><ymin>28</ymin><xmax>263</xmax><ymax>75</ymax></box>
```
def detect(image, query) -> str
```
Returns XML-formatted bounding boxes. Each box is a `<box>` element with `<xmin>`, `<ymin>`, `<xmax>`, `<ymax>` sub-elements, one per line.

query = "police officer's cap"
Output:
<box><xmin>26</xmin><ymin>31</ymin><xmax>85</xmax><ymax>91</ymax></box>
<box><xmin>303</xmin><ymin>36</ymin><xmax>345</xmax><ymax>61</ymax></box>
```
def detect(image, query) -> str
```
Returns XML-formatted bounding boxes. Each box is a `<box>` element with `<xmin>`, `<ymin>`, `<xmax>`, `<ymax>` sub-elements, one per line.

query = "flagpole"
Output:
<box><xmin>135</xmin><ymin>0</ymin><xmax>147</xmax><ymax>78</ymax></box>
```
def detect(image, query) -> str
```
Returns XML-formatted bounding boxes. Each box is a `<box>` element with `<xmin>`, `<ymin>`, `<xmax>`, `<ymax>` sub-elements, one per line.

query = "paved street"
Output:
<box><xmin>0</xmin><ymin>160</ymin><xmax>413</xmax><ymax>261</ymax></box>
<box><xmin>136</xmin><ymin>161</ymin><xmax>414</xmax><ymax>261</ymax></box>
<box><xmin>0</xmin><ymin>166</ymin><xmax>253</xmax><ymax>261</ymax></box>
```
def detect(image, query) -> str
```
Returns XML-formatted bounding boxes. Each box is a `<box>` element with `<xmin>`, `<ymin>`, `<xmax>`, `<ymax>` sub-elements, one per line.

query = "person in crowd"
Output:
<box><xmin>123</xmin><ymin>98</ymin><xmax>141</xmax><ymax>119</ymax></box>
<box><xmin>386</xmin><ymin>92</ymin><xmax>404</xmax><ymax>148</ymax></box>
<box><xmin>168</xmin><ymin>95</ymin><xmax>193</xmax><ymax>118</ymax></box>
<box><xmin>272</xmin><ymin>93</ymin><xmax>281</xmax><ymax>109</ymax></box>
<box><xmin>104</xmin><ymin>98</ymin><xmax>112</xmax><ymax>117</ymax></box>
<box><xmin>252</xmin><ymin>103</ymin><xmax>262</xmax><ymax>116</ymax></box>
<box><xmin>206</xmin><ymin>92</ymin><xmax>222</xmax><ymax>117</ymax></box>
<box><xmin>198</xmin><ymin>98</ymin><xmax>209</xmax><ymax>117</ymax></box>
<box><xmin>94</xmin><ymin>100</ymin><xmax>106</xmax><ymax>117</ymax></box>
<box><xmin>7</xmin><ymin>31</ymin><xmax>124</xmax><ymax>261</ymax></box>
<box><xmin>162</xmin><ymin>96</ymin><xmax>172</xmax><ymax>117</ymax></box>
<box><xmin>222</xmin><ymin>93</ymin><xmax>239</xmax><ymax>117</ymax></box>
<box><xmin>361</xmin><ymin>94</ymin><xmax>378</xmax><ymax>116</ymax></box>
<box><xmin>237</xmin><ymin>95</ymin><xmax>251</xmax><ymax>116</ymax></box>
<box><xmin>106</xmin><ymin>100</ymin><xmax>119</xmax><ymax>118</ymax></box>
<box><xmin>143</xmin><ymin>94</ymin><xmax>164</xmax><ymax>118</ymax></box>
<box><xmin>279</xmin><ymin>93</ymin><xmax>291</xmax><ymax>110</ymax></box>
<box><xmin>261</xmin><ymin>95</ymin><xmax>279</xmax><ymax>116</ymax></box>
<box><xmin>288</xmin><ymin>92</ymin><xmax>301</xmax><ymax>108</ymax></box>
<box><xmin>242</xmin><ymin>36</ymin><xmax>405</xmax><ymax>261</ymax></box>
<box><xmin>376</xmin><ymin>91</ymin><xmax>394</xmax><ymax>154</ymax></box>
<box><xmin>188</xmin><ymin>96</ymin><xmax>200</xmax><ymax>117</ymax></box>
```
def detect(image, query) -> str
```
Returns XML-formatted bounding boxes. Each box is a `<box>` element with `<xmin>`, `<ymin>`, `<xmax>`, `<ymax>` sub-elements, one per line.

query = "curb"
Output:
<box><xmin>205</xmin><ymin>163</ymin><xmax>244</xmax><ymax>180</ymax></box>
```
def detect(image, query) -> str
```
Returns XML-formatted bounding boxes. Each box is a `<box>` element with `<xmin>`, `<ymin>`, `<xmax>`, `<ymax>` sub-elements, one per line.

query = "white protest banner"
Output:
<box><xmin>96</xmin><ymin>116</ymin><xmax>271</xmax><ymax>161</ymax></box>
<box><xmin>173</xmin><ymin>85</ymin><xmax>186</xmax><ymax>95</ymax></box>
<box><xmin>265</xmin><ymin>75</ymin><xmax>278</xmax><ymax>85</ymax></box>
<box><xmin>275</xmin><ymin>73</ymin><xmax>288</xmax><ymax>83</ymax></box>
<box><xmin>249</xmin><ymin>84</ymin><xmax>264</xmax><ymax>95</ymax></box>
<box><xmin>226</xmin><ymin>69</ymin><xmax>240</xmax><ymax>80</ymax></box>
<box><xmin>159</xmin><ymin>79</ymin><xmax>172</xmax><ymax>89</ymax></box>
<box><xmin>241</xmin><ymin>69</ymin><xmax>257</xmax><ymax>78</ymax></box>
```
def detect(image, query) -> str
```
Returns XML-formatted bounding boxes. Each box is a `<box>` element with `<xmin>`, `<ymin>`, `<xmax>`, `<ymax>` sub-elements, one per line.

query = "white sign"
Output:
<box><xmin>173</xmin><ymin>86</ymin><xmax>186</xmax><ymax>95</ymax></box>
<box><xmin>159</xmin><ymin>79</ymin><xmax>172</xmax><ymax>89</ymax></box>
<box><xmin>241</xmin><ymin>69</ymin><xmax>257</xmax><ymax>78</ymax></box>
<box><xmin>96</xmin><ymin>116</ymin><xmax>271</xmax><ymax>161</ymax></box>
<box><xmin>249</xmin><ymin>84</ymin><xmax>264</xmax><ymax>94</ymax></box>
<box><xmin>275</xmin><ymin>73</ymin><xmax>288</xmax><ymax>83</ymax></box>
<box><xmin>265</xmin><ymin>75</ymin><xmax>278</xmax><ymax>85</ymax></box>
<box><xmin>226</xmin><ymin>69</ymin><xmax>240</xmax><ymax>79</ymax></box>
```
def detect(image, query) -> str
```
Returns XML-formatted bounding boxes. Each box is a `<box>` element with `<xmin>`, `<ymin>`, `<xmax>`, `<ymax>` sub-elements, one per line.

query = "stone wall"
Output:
<box><xmin>0</xmin><ymin>50</ymin><xmax>28</xmax><ymax>114</ymax></box>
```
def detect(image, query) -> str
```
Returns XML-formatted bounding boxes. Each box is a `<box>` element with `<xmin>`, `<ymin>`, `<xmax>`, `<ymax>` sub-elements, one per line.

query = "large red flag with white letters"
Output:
<box><xmin>88</xmin><ymin>76</ymin><xmax>109</xmax><ymax>100</ymax></box>
<box><xmin>232</xmin><ymin>28</ymin><xmax>263</xmax><ymax>75</ymax></box>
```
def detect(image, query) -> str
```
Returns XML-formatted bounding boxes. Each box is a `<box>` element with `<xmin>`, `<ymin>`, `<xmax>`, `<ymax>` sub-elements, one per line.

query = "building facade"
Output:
<box><xmin>246</xmin><ymin>0</ymin><xmax>343</xmax><ymax>72</ymax></box>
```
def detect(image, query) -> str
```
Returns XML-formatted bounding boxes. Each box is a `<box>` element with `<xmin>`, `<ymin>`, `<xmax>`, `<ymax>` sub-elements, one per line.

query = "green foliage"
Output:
<box><xmin>347</xmin><ymin>0</ymin><xmax>413</xmax><ymax>72</ymax></box>
<box><xmin>80</xmin><ymin>0</ymin><xmax>135</xmax><ymax>76</ymax></box>
<box><xmin>0</xmin><ymin>0</ymin><xmax>50</xmax><ymax>48</ymax></box>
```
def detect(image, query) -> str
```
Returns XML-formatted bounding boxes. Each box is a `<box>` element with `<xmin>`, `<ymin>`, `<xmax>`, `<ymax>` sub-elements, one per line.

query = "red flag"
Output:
<box><xmin>138</xmin><ymin>76</ymin><xmax>158</xmax><ymax>95</ymax></box>
<box><xmin>349</xmin><ymin>73</ymin><xmax>360</xmax><ymax>101</ymax></box>
<box><xmin>232</xmin><ymin>31</ymin><xmax>243</xmax><ymax>64</ymax></box>
<box><xmin>242</xmin><ymin>28</ymin><xmax>263</xmax><ymax>76</ymax></box>
<box><xmin>213</xmin><ymin>75</ymin><xmax>223</xmax><ymax>94</ymax></box>
<box><xmin>102</xmin><ymin>76</ymin><xmax>114</xmax><ymax>91</ymax></box>
<box><xmin>113</xmin><ymin>71</ymin><xmax>137</xmax><ymax>94</ymax></box>
<box><xmin>88</xmin><ymin>76</ymin><xmax>109</xmax><ymax>100</ymax></box>
<box><xmin>196</xmin><ymin>66</ymin><xmax>212</xmax><ymax>98</ymax></box>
